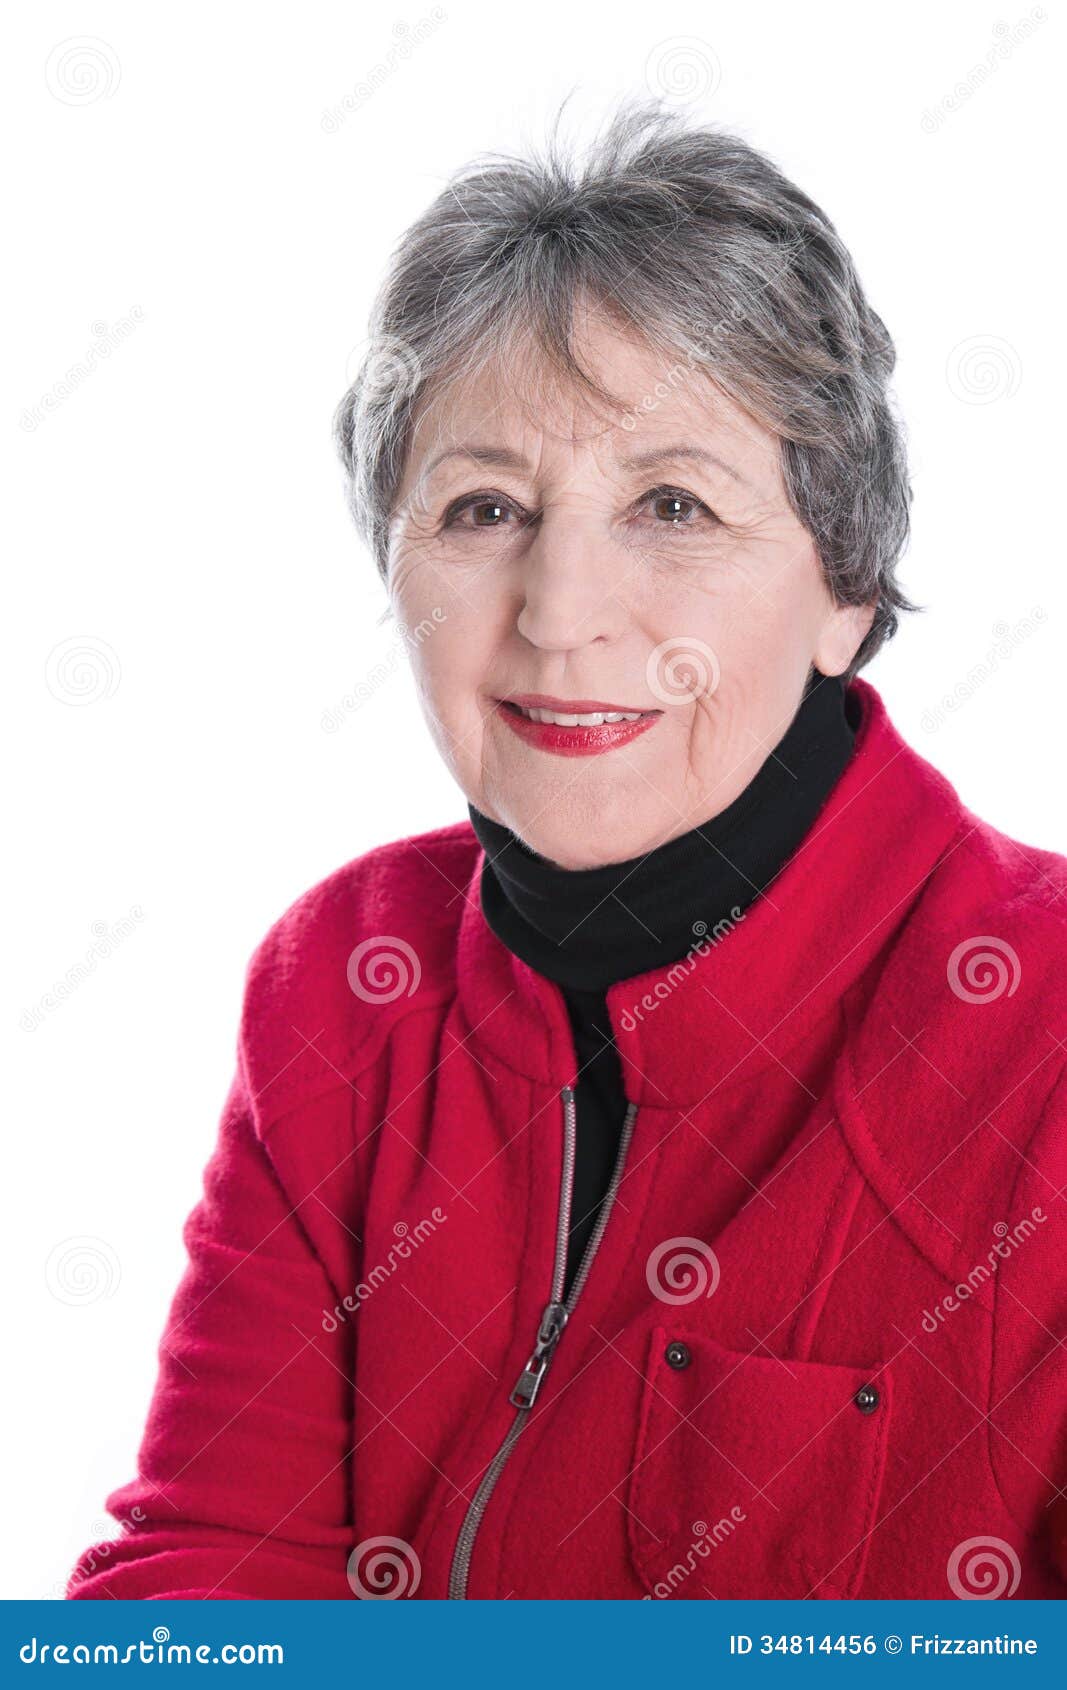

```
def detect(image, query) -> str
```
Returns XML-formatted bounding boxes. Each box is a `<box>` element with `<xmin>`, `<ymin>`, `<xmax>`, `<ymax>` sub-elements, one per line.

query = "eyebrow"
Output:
<box><xmin>423</xmin><ymin>442</ymin><xmax>750</xmax><ymax>488</ymax></box>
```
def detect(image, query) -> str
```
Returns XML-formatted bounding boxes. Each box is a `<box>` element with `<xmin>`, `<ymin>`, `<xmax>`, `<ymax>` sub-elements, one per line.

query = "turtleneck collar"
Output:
<box><xmin>467</xmin><ymin>670</ymin><xmax>858</xmax><ymax>993</ymax></box>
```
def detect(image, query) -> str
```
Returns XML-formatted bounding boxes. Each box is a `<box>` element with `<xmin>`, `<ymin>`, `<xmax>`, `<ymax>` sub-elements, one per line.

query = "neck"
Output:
<box><xmin>467</xmin><ymin>671</ymin><xmax>858</xmax><ymax>993</ymax></box>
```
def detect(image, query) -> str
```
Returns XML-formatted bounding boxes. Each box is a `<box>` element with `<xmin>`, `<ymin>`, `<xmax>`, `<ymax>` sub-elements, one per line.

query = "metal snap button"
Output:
<box><xmin>853</xmin><ymin>1383</ymin><xmax>880</xmax><ymax>1414</ymax></box>
<box><xmin>665</xmin><ymin>1340</ymin><xmax>691</xmax><ymax>1370</ymax></box>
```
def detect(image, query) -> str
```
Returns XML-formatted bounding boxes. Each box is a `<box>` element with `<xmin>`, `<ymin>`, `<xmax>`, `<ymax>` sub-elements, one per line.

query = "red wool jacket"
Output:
<box><xmin>67</xmin><ymin>678</ymin><xmax>1067</xmax><ymax>1602</ymax></box>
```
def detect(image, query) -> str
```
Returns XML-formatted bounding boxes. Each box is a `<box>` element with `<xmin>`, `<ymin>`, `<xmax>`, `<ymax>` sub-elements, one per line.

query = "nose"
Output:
<box><xmin>515</xmin><ymin>519</ymin><xmax>628</xmax><ymax>652</ymax></box>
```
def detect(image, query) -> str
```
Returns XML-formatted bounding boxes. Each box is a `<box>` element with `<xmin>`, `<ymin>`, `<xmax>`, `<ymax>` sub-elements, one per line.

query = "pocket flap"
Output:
<box><xmin>629</xmin><ymin>1326</ymin><xmax>892</xmax><ymax>1599</ymax></box>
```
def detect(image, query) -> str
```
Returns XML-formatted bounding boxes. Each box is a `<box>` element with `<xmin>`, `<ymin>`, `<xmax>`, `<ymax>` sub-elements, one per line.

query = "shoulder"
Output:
<box><xmin>236</xmin><ymin>819</ymin><xmax>481</xmax><ymax>1133</ymax></box>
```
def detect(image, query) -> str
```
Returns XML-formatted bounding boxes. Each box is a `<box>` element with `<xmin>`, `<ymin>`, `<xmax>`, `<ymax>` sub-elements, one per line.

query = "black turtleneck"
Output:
<box><xmin>468</xmin><ymin>670</ymin><xmax>859</xmax><ymax>1297</ymax></box>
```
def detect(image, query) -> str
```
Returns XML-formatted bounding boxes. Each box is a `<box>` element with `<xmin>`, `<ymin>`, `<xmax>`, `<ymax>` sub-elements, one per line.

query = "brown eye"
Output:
<box><xmin>654</xmin><ymin>493</ymin><xmax>693</xmax><ymax>523</ymax></box>
<box><xmin>442</xmin><ymin>493</ymin><xmax>521</xmax><ymax>530</ymax></box>
<box><xmin>470</xmin><ymin>500</ymin><xmax>508</xmax><ymax>526</ymax></box>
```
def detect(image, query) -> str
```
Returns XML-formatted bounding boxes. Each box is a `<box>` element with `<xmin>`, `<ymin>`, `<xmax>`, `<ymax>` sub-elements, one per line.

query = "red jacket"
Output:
<box><xmin>67</xmin><ymin>677</ymin><xmax>1067</xmax><ymax>1601</ymax></box>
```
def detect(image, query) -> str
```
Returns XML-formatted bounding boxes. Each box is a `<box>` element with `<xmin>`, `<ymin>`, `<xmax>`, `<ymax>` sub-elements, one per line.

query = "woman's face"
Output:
<box><xmin>388</xmin><ymin>306</ymin><xmax>875</xmax><ymax>870</ymax></box>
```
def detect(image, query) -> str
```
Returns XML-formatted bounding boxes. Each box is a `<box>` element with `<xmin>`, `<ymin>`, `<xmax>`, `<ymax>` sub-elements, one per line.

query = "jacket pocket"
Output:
<box><xmin>628</xmin><ymin>1325</ymin><xmax>892</xmax><ymax>1599</ymax></box>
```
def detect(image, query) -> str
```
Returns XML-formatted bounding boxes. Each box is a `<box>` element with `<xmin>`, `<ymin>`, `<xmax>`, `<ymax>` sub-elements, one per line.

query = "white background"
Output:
<box><xmin>4</xmin><ymin>0</ymin><xmax>1063</xmax><ymax>1599</ymax></box>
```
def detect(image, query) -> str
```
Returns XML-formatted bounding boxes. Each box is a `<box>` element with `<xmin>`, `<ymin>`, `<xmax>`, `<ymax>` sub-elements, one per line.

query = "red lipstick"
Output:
<box><xmin>495</xmin><ymin>695</ymin><xmax>661</xmax><ymax>759</ymax></box>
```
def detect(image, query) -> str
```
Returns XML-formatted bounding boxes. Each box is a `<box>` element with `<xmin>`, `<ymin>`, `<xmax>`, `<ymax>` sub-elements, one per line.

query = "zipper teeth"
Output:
<box><xmin>447</xmin><ymin>1086</ymin><xmax>638</xmax><ymax>1600</ymax></box>
<box><xmin>551</xmin><ymin>1084</ymin><xmax>578</xmax><ymax>1303</ymax></box>
<box><xmin>566</xmin><ymin>1099</ymin><xmax>638</xmax><ymax>1310</ymax></box>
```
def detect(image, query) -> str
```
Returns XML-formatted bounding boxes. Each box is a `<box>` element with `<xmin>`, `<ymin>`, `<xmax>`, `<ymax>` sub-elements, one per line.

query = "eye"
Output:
<box><xmin>639</xmin><ymin>485</ymin><xmax>718</xmax><ymax>528</ymax></box>
<box><xmin>441</xmin><ymin>492</ymin><xmax>529</xmax><ymax>530</ymax></box>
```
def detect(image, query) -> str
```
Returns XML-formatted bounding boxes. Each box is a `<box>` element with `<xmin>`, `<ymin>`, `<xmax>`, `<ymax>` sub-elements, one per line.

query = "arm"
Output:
<box><xmin>66</xmin><ymin>1065</ymin><xmax>356</xmax><ymax>1599</ymax></box>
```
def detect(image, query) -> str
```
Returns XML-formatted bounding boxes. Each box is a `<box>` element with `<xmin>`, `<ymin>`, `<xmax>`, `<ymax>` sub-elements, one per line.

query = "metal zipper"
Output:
<box><xmin>447</xmin><ymin>1083</ymin><xmax>638</xmax><ymax>1599</ymax></box>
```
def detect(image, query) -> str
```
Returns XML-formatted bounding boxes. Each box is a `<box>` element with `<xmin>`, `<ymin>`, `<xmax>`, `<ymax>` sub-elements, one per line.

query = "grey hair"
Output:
<box><xmin>333</xmin><ymin>95</ymin><xmax>919</xmax><ymax>676</ymax></box>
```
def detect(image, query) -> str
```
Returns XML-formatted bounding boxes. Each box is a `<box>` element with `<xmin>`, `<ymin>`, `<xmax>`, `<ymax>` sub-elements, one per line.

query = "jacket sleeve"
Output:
<box><xmin>66</xmin><ymin>1061</ymin><xmax>356</xmax><ymax>1600</ymax></box>
<box><xmin>987</xmin><ymin>1066</ymin><xmax>1067</xmax><ymax>1589</ymax></box>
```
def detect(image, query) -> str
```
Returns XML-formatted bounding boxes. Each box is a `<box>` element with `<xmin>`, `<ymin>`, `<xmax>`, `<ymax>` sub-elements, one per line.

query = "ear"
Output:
<box><xmin>813</xmin><ymin>601</ymin><xmax>877</xmax><ymax>678</ymax></box>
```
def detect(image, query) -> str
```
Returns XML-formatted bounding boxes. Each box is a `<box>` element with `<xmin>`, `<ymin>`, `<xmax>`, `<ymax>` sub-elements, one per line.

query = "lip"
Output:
<box><xmin>503</xmin><ymin>693</ymin><xmax>657</xmax><ymax>714</ymax></box>
<box><xmin>494</xmin><ymin>694</ymin><xmax>662</xmax><ymax>759</ymax></box>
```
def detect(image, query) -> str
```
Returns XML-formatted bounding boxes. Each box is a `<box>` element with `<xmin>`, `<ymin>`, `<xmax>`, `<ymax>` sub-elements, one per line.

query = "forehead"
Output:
<box><xmin>401</xmin><ymin>310</ymin><xmax>777</xmax><ymax>487</ymax></box>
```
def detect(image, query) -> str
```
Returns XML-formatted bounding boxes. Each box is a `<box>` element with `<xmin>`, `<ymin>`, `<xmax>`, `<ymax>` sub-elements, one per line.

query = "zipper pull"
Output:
<box><xmin>509</xmin><ymin>1300</ymin><xmax>569</xmax><ymax>1409</ymax></box>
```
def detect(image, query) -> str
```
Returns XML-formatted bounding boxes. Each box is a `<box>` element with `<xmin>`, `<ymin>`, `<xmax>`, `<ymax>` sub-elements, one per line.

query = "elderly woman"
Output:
<box><xmin>69</xmin><ymin>100</ymin><xmax>1065</xmax><ymax>1603</ymax></box>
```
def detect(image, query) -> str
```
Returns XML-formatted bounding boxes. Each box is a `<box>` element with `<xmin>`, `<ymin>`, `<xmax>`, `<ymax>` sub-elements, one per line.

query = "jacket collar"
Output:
<box><xmin>456</xmin><ymin>677</ymin><xmax>967</xmax><ymax>1106</ymax></box>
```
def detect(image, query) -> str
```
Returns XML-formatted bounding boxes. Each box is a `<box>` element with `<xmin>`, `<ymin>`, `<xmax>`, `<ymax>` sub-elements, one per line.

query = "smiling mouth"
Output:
<box><xmin>498</xmin><ymin>696</ymin><xmax>661</xmax><ymax>727</ymax></box>
<box><xmin>494</xmin><ymin>695</ymin><xmax>662</xmax><ymax>759</ymax></box>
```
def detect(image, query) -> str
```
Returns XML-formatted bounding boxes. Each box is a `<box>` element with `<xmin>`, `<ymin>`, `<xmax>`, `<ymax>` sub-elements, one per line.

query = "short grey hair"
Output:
<box><xmin>333</xmin><ymin>96</ymin><xmax>918</xmax><ymax>675</ymax></box>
